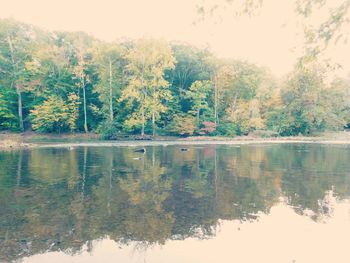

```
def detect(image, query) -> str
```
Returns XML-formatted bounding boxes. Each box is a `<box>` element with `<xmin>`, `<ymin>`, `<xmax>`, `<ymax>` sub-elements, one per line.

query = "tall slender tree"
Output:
<box><xmin>120</xmin><ymin>39</ymin><xmax>175</xmax><ymax>136</ymax></box>
<box><xmin>0</xmin><ymin>19</ymin><xmax>34</xmax><ymax>130</ymax></box>
<box><xmin>94</xmin><ymin>43</ymin><xmax>126</xmax><ymax>122</ymax></box>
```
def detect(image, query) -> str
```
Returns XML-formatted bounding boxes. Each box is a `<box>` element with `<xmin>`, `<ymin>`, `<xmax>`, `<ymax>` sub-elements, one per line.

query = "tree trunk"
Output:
<box><xmin>140</xmin><ymin>64</ymin><xmax>146</xmax><ymax>137</ymax></box>
<box><xmin>214</xmin><ymin>146</ymin><xmax>218</xmax><ymax>199</ymax></box>
<box><xmin>109</xmin><ymin>59</ymin><xmax>114</xmax><ymax>122</ymax></box>
<box><xmin>197</xmin><ymin>109</ymin><xmax>200</xmax><ymax>126</ymax></box>
<box><xmin>152</xmin><ymin>112</ymin><xmax>155</xmax><ymax>136</ymax></box>
<box><xmin>17</xmin><ymin>89</ymin><xmax>24</xmax><ymax>131</ymax></box>
<box><xmin>214</xmin><ymin>74</ymin><xmax>218</xmax><ymax>125</ymax></box>
<box><xmin>141</xmin><ymin>88</ymin><xmax>146</xmax><ymax>137</ymax></box>
<box><xmin>7</xmin><ymin>35</ymin><xmax>24</xmax><ymax>131</ymax></box>
<box><xmin>82</xmin><ymin>80</ymin><xmax>88</xmax><ymax>133</ymax></box>
<box><xmin>141</xmin><ymin>106</ymin><xmax>145</xmax><ymax>137</ymax></box>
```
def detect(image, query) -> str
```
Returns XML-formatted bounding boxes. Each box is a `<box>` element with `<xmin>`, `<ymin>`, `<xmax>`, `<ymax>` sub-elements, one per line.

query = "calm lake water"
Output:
<box><xmin>1</xmin><ymin>144</ymin><xmax>350</xmax><ymax>263</ymax></box>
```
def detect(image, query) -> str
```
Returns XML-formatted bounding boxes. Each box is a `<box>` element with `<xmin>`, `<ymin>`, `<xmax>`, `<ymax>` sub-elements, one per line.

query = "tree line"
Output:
<box><xmin>0</xmin><ymin>18</ymin><xmax>349</xmax><ymax>138</ymax></box>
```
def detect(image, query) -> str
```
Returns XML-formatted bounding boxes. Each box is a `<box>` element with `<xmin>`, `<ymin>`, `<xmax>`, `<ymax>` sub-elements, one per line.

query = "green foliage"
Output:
<box><xmin>216</xmin><ymin>122</ymin><xmax>238</xmax><ymax>136</ymax></box>
<box><xmin>120</xmin><ymin>39</ymin><xmax>175</xmax><ymax>136</ymax></box>
<box><xmin>168</xmin><ymin>44</ymin><xmax>211</xmax><ymax>90</ymax></box>
<box><xmin>227</xmin><ymin>99</ymin><xmax>265</xmax><ymax>135</ymax></box>
<box><xmin>185</xmin><ymin>80</ymin><xmax>212</xmax><ymax>125</ymax></box>
<box><xmin>0</xmin><ymin>92</ymin><xmax>17</xmax><ymax>130</ymax></box>
<box><xmin>266</xmin><ymin>107</ymin><xmax>295</xmax><ymax>136</ymax></box>
<box><xmin>267</xmin><ymin>64</ymin><xmax>348</xmax><ymax>135</ymax></box>
<box><xmin>123</xmin><ymin>116</ymin><xmax>143</xmax><ymax>133</ymax></box>
<box><xmin>96</xmin><ymin>120</ymin><xmax>124</xmax><ymax>140</ymax></box>
<box><xmin>30</xmin><ymin>94</ymin><xmax>79</xmax><ymax>132</ymax></box>
<box><xmin>93</xmin><ymin>43</ymin><xmax>127</xmax><ymax>122</ymax></box>
<box><xmin>0</xmin><ymin>19</ymin><xmax>349</xmax><ymax>137</ymax></box>
<box><xmin>166</xmin><ymin>115</ymin><xmax>196</xmax><ymax>136</ymax></box>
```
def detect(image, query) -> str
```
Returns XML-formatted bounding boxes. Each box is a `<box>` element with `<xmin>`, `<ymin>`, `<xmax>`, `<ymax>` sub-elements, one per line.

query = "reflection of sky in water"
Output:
<box><xmin>24</xmin><ymin>193</ymin><xmax>350</xmax><ymax>263</ymax></box>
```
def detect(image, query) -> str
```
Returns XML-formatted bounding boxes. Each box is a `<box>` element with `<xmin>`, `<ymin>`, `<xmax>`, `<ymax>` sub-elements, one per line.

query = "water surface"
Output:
<box><xmin>1</xmin><ymin>144</ymin><xmax>350</xmax><ymax>262</ymax></box>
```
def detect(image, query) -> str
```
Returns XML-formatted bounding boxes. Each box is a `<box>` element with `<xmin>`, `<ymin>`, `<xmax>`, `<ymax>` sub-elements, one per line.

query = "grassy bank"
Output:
<box><xmin>1</xmin><ymin>131</ymin><xmax>350</xmax><ymax>149</ymax></box>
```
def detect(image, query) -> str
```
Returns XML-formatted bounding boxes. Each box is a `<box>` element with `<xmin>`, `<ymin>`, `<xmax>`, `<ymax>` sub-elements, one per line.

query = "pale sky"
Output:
<box><xmin>24</xmin><ymin>198</ymin><xmax>350</xmax><ymax>263</ymax></box>
<box><xmin>0</xmin><ymin>0</ymin><xmax>349</xmax><ymax>77</ymax></box>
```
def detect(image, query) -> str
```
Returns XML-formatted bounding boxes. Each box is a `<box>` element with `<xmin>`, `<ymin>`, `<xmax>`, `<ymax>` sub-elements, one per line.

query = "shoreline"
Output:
<box><xmin>33</xmin><ymin>139</ymin><xmax>350</xmax><ymax>148</ymax></box>
<box><xmin>1</xmin><ymin>132</ymin><xmax>350</xmax><ymax>149</ymax></box>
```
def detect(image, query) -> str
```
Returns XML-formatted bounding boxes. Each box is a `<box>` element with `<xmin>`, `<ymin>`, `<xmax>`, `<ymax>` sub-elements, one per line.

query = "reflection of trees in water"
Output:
<box><xmin>1</xmin><ymin>144</ymin><xmax>350</xmax><ymax>261</ymax></box>
<box><xmin>117</xmin><ymin>147</ymin><xmax>174</xmax><ymax>244</ymax></box>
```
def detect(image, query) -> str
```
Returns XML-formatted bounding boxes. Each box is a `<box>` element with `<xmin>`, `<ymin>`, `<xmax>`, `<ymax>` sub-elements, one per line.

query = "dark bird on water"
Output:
<box><xmin>134</xmin><ymin>148</ymin><xmax>146</xmax><ymax>153</ymax></box>
<box><xmin>180</xmin><ymin>148</ymin><xmax>189</xmax><ymax>152</ymax></box>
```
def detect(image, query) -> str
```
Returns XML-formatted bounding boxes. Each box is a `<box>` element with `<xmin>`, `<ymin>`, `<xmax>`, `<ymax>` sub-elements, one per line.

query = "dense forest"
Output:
<box><xmin>0</xmin><ymin>18</ymin><xmax>349</xmax><ymax>138</ymax></box>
